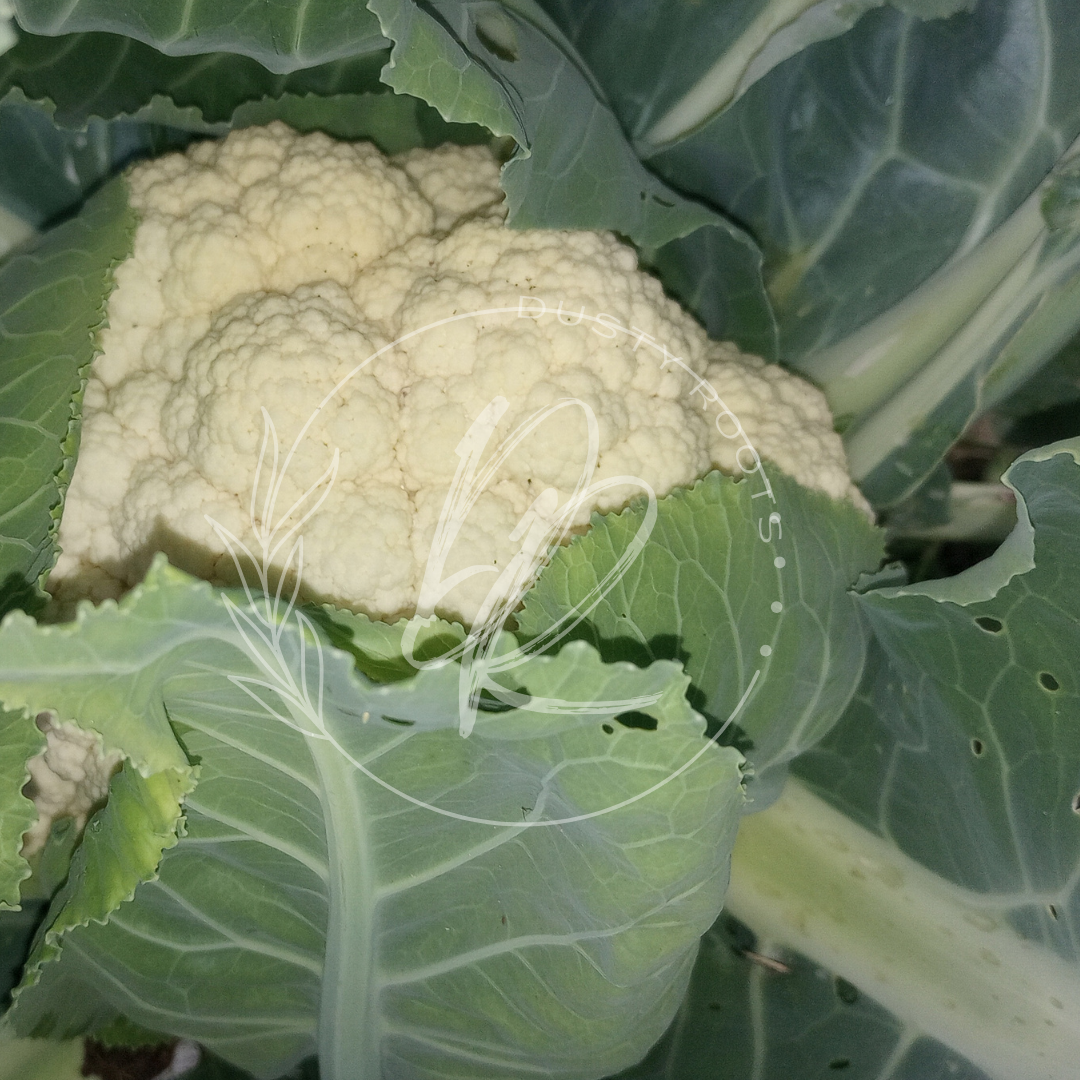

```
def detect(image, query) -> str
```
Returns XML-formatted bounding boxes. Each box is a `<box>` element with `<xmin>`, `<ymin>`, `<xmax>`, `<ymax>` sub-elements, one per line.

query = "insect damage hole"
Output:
<box><xmin>1072</xmin><ymin>792</ymin><xmax>1080</xmax><ymax>814</ymax></box>
<box><xmin>1039</xmin><ymin>672</ymin><xmax>1061</xmax><ymax>691</ymax></box>
<box><xmin>615</xmin><ymin>711</ymin><xmax>658</xmax><ymax>731</ymax></box>
<box><xmin>970</xmin><ymin>738</ymin><xmax>984</xmax><ymax>757</ymax></box>
<box><xmin>975</xmin><ymin>616</ymin><xmax>1003</xmax><ymax>633</ymax></box>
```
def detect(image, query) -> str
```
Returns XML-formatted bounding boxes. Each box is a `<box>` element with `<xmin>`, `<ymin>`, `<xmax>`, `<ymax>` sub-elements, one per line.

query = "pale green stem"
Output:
<box><xmin>805</xmin><ymin>192</ymin><xmax>1046</xmax><ymax>422</ymax></box>
<box><xmin>886</xmin><ymin>481</ymin><xmax>1017</xmax><ymax>543</ymax></box>
<box><xmin>727</xmin><ymin>778</ymin><xmax>1080</xmax><ymax>1080</ymax></box>
<box><xmin>642</xmin><ymin>0</ymin><xmax>851</xmax><ymax>146</ymax></box>
<box><xmin>842</xmin><ymin>220</ymin><xmax>1080</xmax><ymax>482</ymax></box>
<box><xmin>308</xmin><ymin>735</ymin><xmax>380</xmax><ymax>1080</ymax></box>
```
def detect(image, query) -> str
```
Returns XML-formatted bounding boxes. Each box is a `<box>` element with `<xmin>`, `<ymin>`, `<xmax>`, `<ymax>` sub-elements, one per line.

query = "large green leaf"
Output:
<box><xmin>637</xmin><ymin>439</ymin><xmax>1080</xmax><ymax>1080</ymax></box>
<box><xmin>367</xmin><ymin>0</ymin><xmax>776</xmax><ymax>354</ymax></box>
<box><xmin>641</xmin><ymin>0</ymin><xmax>1080</xmax><ymax>362</ymax></box>
<box><xmin>538</xmin><ymin>0</ymin><xmax>974</xmax><ymax>151</ymax></box>
<box><xmin>11</xmin><ymin>0</ymin><xmax>388</xmax><ymax>74</ymax></box>
<box><xmin>0</xmin><ymin>558</ymin><xmax>743</xmax><ymax>1080</ymax></box>
<box><xmin>518</xmin><ymin>468</ymin><xmax>882</xmax><ymax>802</ymax></box>
<box><xmin>540</xmin><ymin>0</ymin><xmax>1080</xmax><ymax>502</ymax></box>
<box><xmin>0</xmin><ymin>176</ymin><xmax>134</xmax><ymax>617</ymax></box>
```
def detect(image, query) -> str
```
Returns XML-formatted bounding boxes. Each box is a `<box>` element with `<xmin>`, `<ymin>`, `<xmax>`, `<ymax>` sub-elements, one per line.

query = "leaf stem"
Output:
<box><xmin>308</xmin><ymin>734</ymin><xmax>380</xmax><ymax>1080</ymax></box>
<box><xmin>726</xmin><ymin>778</ymin><xmax>1080</xmax><ymax>1080</ymax></box>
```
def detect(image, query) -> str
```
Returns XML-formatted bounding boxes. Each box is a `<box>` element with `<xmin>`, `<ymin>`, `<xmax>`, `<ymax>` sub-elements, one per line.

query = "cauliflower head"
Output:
<box><xmin>20</xmin><ymin>713</ymin><xmax>122</xmax><ymax>857</ymax></box>
<box><xmin>51</xmin><ymin>122</ymin><xmax>863</xmax><ymax>625</ymax></box>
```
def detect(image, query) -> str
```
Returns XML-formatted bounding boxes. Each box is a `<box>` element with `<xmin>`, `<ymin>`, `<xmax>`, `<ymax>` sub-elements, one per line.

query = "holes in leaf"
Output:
<box><xmin>601</xmin><ymin>723</ymin><xmax>614</xmax><ymax>735</ymax></box>
<box><xmin>829</xmin><ymin>1060</ymin><xmax>851</xmax><ymax>1071</ymax></box>
<box><xmin>615</xmin><ymin>711</ymin><xmax>658</xmax><ymax>731</ymax></box>
<box><xmin>651</xmin><ymin>194</ymin><xmax>675</xmax><ymax>207</ymax></box>
<box><xmin>1048</xmin><ymin>904</ymin><xmax>1059</xmax><ymax>920</ymax></box>
<box><xmin>971</xmin><ymin>738</ymin><xmax>984</xmax><ymax>757</ymax></box>
<box><xmin>1040</xmin><ymin>672</ymin><xmax>1061</xmax><ymax>692</ymax></box>
<box><xmin>1072</xmin><ymin>792</ymin><xmax>1080</xmax><ymax>814</ymax></box>
<box><xmin>834</xmin><ymin>977</ymin><xmax>858</xmax><ymax>1005</ymax></box>
<box><xmin>975</xmin><ymin>616</ymin><xmax>1003</xmax><ymax>633</ymax></box>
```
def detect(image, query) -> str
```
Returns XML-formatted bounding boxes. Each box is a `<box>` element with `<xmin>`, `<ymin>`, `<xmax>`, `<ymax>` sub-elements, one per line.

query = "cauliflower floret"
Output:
<box><xmin>20</xmin><ymin>713</ymin><xmax>122</xmax><ymax>857</ymax></box>
<box><xmin>50</xmin><ymin>123</ymin><xmax>865</xmax><ymax>626</ymax></box>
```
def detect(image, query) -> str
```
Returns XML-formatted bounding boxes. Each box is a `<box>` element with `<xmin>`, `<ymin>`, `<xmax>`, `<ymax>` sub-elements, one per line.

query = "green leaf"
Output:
<box><xmin>0</xmin><ymin>90</ymin><xmax>180</xmax><ymax>230</ymax></box>
<box><xmin>366</xmin><ymin>0</ymin><xmax>774</xmax><ymax>349</ymax></box>
<box><xmin>0</xmin><ymin>706</ymin><xmax>43</xmax><ymax>908</ymax></box>
<box><xmin>0</xmin><ymin>29</ymin><xmax>389</xmax><ymax>130</ymax></box>
<box><xmin>538</xmin><ymin>0</ymin><xmax>974</xmax><ymax>151</ymax></box>
<box><xmin>0</xmin><ymin>29</ymin><xmax>492</xmax><ymax>222</ymax></box>
<box><xmin>11</xmin><ymin>0</ymin><xmax>388</xmax><ymax>74</ymax></box>
<box><xmin>607</xmin><ymin>0</ymin><xmax>1080</xmax><ymax>502</ymax></box>
<box><xmin>0</xmin><ymin>558</ymin><xmax>743</xmax><ymax>1080</ymax></box>
<box><xmin>645</xmin><ymin>1</ymin><xmax>1080</xmax><ymax>360</ymax></box>
<box><xmin>0</xmin><ymin>1020</ymin><xmax>89</xmax><ymax>1080</ymax></box>
<box><xmin>10</xmin><ymin>763</ymin><xmax>193</xmax><ymax>1040</ymax></box>
<box><xmin>612</xmin><ymin>908</ymin><xmax>989</xmax><ymax>1080</ymax></box>
<box><xmin>648</xmin><ymin>439</ymin><xmax>1080</xmax><ymax>1080</ymax></box>
<box><xmin>517</xmin><ymin>469</ymin><xmax>883</xmax><ymax>800</ymax></box>
<box><xmin>0</xmin><ymin>175</ymin><xmax>135</xmax><ymax>617</ymax></box>
<box><xmin>1</xmin><ymin>902</ymin><xmax>45</xmax><ymax>1006</ymax></box>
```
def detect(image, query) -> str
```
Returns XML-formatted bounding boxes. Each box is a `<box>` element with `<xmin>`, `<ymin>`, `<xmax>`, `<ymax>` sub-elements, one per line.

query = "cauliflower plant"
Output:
<box><xmin>50</xmin><ymin>122</ymin><xmax>862</xmax><ymax>625</ymax></box>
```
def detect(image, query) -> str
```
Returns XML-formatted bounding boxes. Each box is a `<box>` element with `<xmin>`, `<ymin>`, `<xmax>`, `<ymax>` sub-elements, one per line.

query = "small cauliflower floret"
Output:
<box><xmin>20</xmin><ymin>714</ymin><xmax>122</xmax><ymax>857</ymax></box>
<box><xmin>50</xmin><ymin>122</ymin><xmax>865</xmax><ymax>626</ymax></box>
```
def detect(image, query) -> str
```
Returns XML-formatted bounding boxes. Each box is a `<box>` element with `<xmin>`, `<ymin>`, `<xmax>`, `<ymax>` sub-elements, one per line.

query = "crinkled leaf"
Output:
<box><xmin>0</xmin><ymin>706</ymin><xmax>43</xmax><ymax>907</ymax></box>
<box><xmin>367</xmin><ymin>0</ymin><xmax>774</xmax><ymax>350</ymax></box>
<box><xmin>0</xmin><ymin>558</ymin><xmax>743</xmax><ymax>1079</ymax></box>
<box><xmin>517</xmin><ymin>469</ymin><xmax>883</xmax><ymax>801</ymax></box>
<box><xmin>0</xmin><ymin>29</ymin><xmax>490</xmax><ymax>228</ymax></box>
<box><xmin>0</xmin><ymin>27</ymin><xmax>484</xmax><ymax>148</ymax></box>
<box><xmin>0</xmin><ymin>176</ymin><xmax>134</xmax><ymax>618</ymax></box>
<box><xmin>0</xmin><ymin>30</ymin><xmax>389</xmax><ymax>130</ymax></box>
<box><xmin>9</xmin><ymin>763</ymin><xmax>192</xmax><ymax>1038</ymax></box>
<box><xmin>644</xmin><ymin>440</ymin><xmax>1080</xmax><ymax>1080</ymax></box>
<box><xmin>11</xmin><ymin>0</ymin><xmax>387</xmax><ymax>75</ymax></box>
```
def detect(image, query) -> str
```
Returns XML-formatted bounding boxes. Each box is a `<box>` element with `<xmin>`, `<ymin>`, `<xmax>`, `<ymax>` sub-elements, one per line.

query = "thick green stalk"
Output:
<box><xmin>805</xmin><ymin>193</ymin><xmax>1046</xmax><ymax>424</ymax></box>
<box><xmin>308</xmin><ymin>735</ymin><xmax>380</xmax><ymax>1080</ymax></box>
<box><xmin>727</xmin><ymin>779</ymin><xmax>1080</xmax><ymax>1080</ymax></box>
<box><xmin>642</xmin><ymin>0</ymin><xmax>829</xmax><ymax>146</ymax></box>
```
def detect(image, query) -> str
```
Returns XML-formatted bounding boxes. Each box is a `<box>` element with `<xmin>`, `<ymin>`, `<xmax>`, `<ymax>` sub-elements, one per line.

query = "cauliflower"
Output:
<box><xmin>20</xmin><ymin>713</ymin><xmax>122</xmax><ymax>857</ymax></box>
<box><xmin>50</xmin><ymin>123</ymin><xmax>863</xmax><ymax>625</ymax></box>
